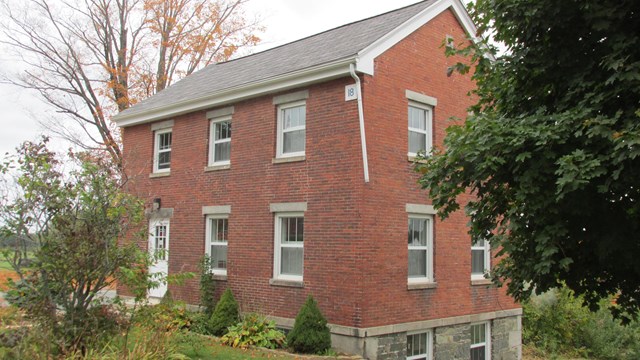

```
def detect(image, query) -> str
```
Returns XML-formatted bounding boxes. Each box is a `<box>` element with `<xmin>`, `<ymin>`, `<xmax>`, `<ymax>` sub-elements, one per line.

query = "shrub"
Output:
<box><xmin>198</xmin><ymin>255</ymin><xmax>216</xmax><ymax>316</ymax></box>
<box><xmin>523</xmin><ymin>286</ymin><xmax>640</xmax><ymax>359</ymax></box>
<box><xmin>221</xmin><ymin>313</ymin><xmax>286</xmax><ymax>349</ymax></box>
<box><xmin>287</xmin><ymin>295</ymin><xmax>331</xmax><ymax>354</ymax></box>
<box><xmin>208</xmin><ymin>288</ymin><xmax>239</xmax><ymax>336</ymax></box>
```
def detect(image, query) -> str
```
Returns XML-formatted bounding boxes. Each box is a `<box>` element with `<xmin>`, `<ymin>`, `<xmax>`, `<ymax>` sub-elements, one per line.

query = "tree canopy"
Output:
<box><xmin>0</xmin><ymin>0</ymin><xmax>261</xmax><ymax>171</ymax></box>
<box><xmin>416</xmin><ymin>0</ymin><xmax>640</xmax><ymax>319</ymax></box>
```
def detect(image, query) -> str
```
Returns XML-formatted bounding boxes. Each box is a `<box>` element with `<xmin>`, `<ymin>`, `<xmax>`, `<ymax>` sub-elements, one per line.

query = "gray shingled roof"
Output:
<box><xmin>117</xmin><ymin>0</ymin><xmax>436</xmax><ymax>120</ymax></box>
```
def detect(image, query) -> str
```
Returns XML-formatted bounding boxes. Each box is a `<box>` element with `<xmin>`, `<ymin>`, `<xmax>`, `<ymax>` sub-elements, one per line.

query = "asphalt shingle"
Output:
<box><xmin>117</xmin><ymin>0</ymin><xmax>436</xmax><ymax>120</ymax></box>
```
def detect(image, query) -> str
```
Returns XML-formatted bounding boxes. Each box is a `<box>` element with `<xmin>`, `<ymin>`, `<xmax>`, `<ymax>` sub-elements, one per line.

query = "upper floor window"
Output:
<box><xmin>277</xmin><ymin>101</ymin><xmax>306</xmax><ymax>158</ymax></box>
<box><xmin>471</xmin><ymin>239</ymin><xmax>491</xmax><ymax>280</ymax></box>
<box><xmin>209</xmin><ymin>116</ymin><xmax>231</xmax><ymax>166</ymax></box>
<box><xmin>154</xmin><ymin>128</ymin><xmax>172</xmax><ymax>173</ymax></box>
<box><xmin>206</xmin><ymin>216</ymin><xmax>228</xmax><ymax>275</ymax></box>
<box><xmin>407</xmin><ymin>330</ymin><xmax>432</xmax><ymax>360</ymax></box>
<box><xmin>408</xmin><ymin>215</ymin><xmax>434</xmax><ymax>283</ymax></box>
<box><xmin>408</xmin><ymin>102</ymin><xmax>432</xmax><ymax>157</ymax></box>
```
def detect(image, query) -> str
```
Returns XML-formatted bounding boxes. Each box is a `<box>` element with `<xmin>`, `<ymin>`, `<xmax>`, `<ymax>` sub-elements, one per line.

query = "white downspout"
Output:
<box><xmin>350</xmin><ymin>63</ymin><xmax>370</xmax><ymax>183</ymax></box>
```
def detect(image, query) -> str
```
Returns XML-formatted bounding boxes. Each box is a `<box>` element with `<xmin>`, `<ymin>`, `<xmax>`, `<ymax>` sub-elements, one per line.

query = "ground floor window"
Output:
<box><xmin>470</xmin><ymin>322</ymin><xmax>490</xmax><ymax>360</ymax></box>
<box><xmin>407</xmin><ymin>330</ymin><xmax>432</xmax><ymax>360</ymax></box>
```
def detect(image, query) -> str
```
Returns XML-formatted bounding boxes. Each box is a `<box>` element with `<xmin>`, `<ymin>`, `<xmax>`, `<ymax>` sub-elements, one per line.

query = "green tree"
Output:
<box><xmin>416</xmin><ymin>0</ymin><xmax>640</xmax><ymax>320</ymax></box>
<box><xmin>0</xmin><ymin>137</ymin><xmax>148</xmax><ymax>353</ymax></box>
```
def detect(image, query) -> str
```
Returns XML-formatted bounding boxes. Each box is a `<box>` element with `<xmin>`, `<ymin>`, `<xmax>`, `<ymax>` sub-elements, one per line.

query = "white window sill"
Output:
<box><xmin>471</xmin><ymin>278</ymin><xmax>492</xmax><ymax>286</ymax></box>
<box><xmin>204</xmin><ymin>164</ymin><xmax>231</xmax><ymax>172</ymax></box>
<box><xmin>407</xmin><ymin>155</ymin><xmax>429</xmax><ymax>163</ymax></box>
<box><xmin>272</xmin><ymin>155</ymin><xmax>306</xmax><ymax>164</ymax></box>
<box><xmin>269</xmin><ymin>278</ymin><xmax>304</xmax><ymax>288</ymax></box>
<box><xmin>212</xmin><ymin>274</ymin><xmax>228</xmax><ymax>281</ymax></box>
<box><xmin>407</xmin><ymin>281</ymin><xmax>437</xmax><ymax>290</ymax></box>
<box><xmin>150</xmin><ymin>171</ymin><xmax>171</xmax><ymax>178</ymax></box>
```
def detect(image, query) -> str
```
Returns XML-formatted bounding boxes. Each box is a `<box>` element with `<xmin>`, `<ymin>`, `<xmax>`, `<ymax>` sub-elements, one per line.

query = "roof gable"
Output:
<box><xmin>115</xmin><ymin>0</ymin><xmax>475</xmax><ymax>127</ymax></box>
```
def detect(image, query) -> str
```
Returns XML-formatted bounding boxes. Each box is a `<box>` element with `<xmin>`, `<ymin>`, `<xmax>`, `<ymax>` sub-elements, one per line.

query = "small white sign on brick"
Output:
<box><xmin>345</xmin><ymin>84</ymin><xmax>358</xmax><ymax>101</ymax></box>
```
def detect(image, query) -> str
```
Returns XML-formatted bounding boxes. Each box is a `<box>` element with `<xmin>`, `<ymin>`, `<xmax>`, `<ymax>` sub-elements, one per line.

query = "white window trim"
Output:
<box><xmin>470</xmin><ymin>322</ymin><xmax>491</xmax><ymax>360</ymax></box>
<box><xmin>153</xmin><ymin>128</ymin><xmax>172</xmax><ymax>173</ymax></box>
<box><xmin>276</xmin><ymin>100</ymin><xmax>306</xmax><ymax>159</ymax></box>
<box><xmin>273</xmin><ymin>211</ymin><xmax>304</xmax><ymax>282</ymax></box>
<box><xmin>408</xmin><ymin>101</ymin><xmax>433</xmax><ymax>158</ymax></box>
<box><xmin>406</xmin><ymin>330</ymin><xmax>433</xmax><ymax>360</ymax></box>
<box><xmin>471</xmin><ymin>239</ymin><xmax>491</xmax><ymax>280</ymax></box>
<box><xmin>208</xmin><ymin>115</ymin><xmax>232</xmax><ymax>166</ymax></box>
<box><xmin>205</xmin><ymin>214</ymin><xmax>229</xmax><ymax>276</ymax></box>
<box><xmin>408</xmin><ymin>214</ymin><xmax>434</xmax><ymax>284</ymax></box>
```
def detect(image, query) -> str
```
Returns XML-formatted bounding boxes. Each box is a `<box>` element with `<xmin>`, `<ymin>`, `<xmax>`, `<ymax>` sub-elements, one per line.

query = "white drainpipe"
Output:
<box><xmin>350</xmin><ymin>63</ymin><xmax>370</xmax><ymax>183</ymax></box>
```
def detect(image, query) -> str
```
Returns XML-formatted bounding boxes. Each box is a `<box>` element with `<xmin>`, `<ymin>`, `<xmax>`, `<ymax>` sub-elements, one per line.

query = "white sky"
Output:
<box><xmin>0</xmin><ymin>0</ymin><xmax>421</xmax><ymax>157</ymax></box>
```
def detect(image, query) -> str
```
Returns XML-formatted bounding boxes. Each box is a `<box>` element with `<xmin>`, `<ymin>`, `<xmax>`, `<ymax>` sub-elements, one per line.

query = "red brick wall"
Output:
<box><xmin>120</xmin><ymin>8</ymin><xmax>518</xmax><ymax>329</ymax></box>
<box><xmin>123</xmin><ymin>77</ymin><xmax>367</xmax><ymax>326</ymax></box>
<box><xmin>358</xmin><ymin>9</ymin><xmax>518</xmax><ymax>328</ymax></box>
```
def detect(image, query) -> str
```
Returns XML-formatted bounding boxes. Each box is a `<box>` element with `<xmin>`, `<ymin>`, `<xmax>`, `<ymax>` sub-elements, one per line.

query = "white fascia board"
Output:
<box><xmin>115</xmin><ymin>57</ymin><xmax>356</xmax><ymax>127</ymax></box>
<box><xmin>356</xmin><ymin>0</ymin><xmax>478</xmax><ymax>75</ymax></box>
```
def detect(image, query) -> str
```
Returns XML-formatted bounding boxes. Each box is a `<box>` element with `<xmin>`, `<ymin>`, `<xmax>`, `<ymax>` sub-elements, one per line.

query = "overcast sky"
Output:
<box><xmin>0</xmin><ymin>0</ymin><xmax>421</xmax><ymax>157</ymax></box>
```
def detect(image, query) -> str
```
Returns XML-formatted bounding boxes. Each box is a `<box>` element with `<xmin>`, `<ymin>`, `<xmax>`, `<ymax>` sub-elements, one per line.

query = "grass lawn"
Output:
<box><xmin>177</xmin><ymin>335</ymin><xmax>295</xmax><ymax>359</ymax></box>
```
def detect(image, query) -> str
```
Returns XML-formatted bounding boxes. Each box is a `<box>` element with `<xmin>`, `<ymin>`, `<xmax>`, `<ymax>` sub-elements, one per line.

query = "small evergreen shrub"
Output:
<box><xmin>221</xmin><ymin>313</ymin><xmax>286</xmax><ymax>349</ymax></box>
<box><xmin>208</xmin><ymin>288</ymin><xmax>240</xmax><ymax>336</ymax></box>
<box><xmin>287</xmin><ymin>295</ymin><xmax>331</xmax><ymax>354</ymax></box>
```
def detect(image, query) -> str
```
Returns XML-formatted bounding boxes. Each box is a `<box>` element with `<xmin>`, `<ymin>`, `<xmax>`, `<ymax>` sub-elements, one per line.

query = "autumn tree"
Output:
<box><xmin>0</xmin><ymin>0</ymin><xmax>261</xmax><ymax>171</ymax></box>
<box><xmin>416</xmin><ymin>0</ymin><xmax>640</xmax><ymax>320</ymax></box>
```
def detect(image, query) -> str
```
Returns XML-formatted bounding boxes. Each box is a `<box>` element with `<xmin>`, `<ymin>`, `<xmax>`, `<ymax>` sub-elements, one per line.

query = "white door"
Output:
<box><xmin>148</xmin><ymin>218</ymin><xmax>169</xmax><ymax>298</ymax></box>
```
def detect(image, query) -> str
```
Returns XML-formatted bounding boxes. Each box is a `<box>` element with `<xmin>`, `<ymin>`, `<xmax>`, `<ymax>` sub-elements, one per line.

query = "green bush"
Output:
<box><xmin>286</xmin><ymin>295</ymin><xmax>331</xmax><ymax>354</ymax></box>
<box><xmin>208</xmin><ymin>288</ymin><xmax>240</xmax><ymax>336</ymax></box>
<box><xmin>523</xmin><ymin>286</ymin><xmax>640</xmax><ymax>359</ymax></box>
<box><xmin>221</xmin><ymin>313</ymin><xmax>286</xmax><ymax>349</ymax></box>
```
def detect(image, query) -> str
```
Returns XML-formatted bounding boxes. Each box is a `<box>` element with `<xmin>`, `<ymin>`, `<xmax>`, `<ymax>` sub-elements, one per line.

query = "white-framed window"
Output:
<box><xmin>407</xmin><ymin>330</ymin><xmax>432</xmax><ymax>360</ymax></box>
<box><xmin>408</xmin><ymin>215</ymin><xmax>434</xmax><ymax>283</ymax></box>
<box><xmin>470</xmin><ymin>322</ymin><xmax>491</xmax><ymax>360</ymax></box>
<box><xmin>274</xmin><ymin>213</ymin><xmax>304</xmax><ymax>281</ymax></box>
<box><xmin>208</xmin><ymin>116</ymin><xmax>231</xmax><ymax>166</ymax></box>
<box><xmin>205</xmin><ymin>215</ymin><xmax>228</xmax><ymax>275</ymax></box>
<box><xmin>151</xmin><ymin>220</ymin><xmax>170</xmax><ymax>261</ymax></box>
<box><xmin>471</xmin><ymin>239</ymin><xmax>491</xmax><ymax>280</ymax></box>
<box><xmin>154</xmin><ymin>128</ymin><xmax>172</xmax><ymax>173</ymax></box>
<box><xmin>276</xmin><ymin>101</ymin><xmax>306</xmax><ymax>158</ymax></box>
<box><xmin>408</xmin><ymin>102</ymin><xmax>432</xmax><ymax>157</ymax></box>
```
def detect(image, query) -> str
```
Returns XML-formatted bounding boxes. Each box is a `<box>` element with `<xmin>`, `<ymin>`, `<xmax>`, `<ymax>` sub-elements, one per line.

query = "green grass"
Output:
<box><xmin>173</xmin><ymin>332</ymin><xmax>295</xmax><ymax>359</ymax></box>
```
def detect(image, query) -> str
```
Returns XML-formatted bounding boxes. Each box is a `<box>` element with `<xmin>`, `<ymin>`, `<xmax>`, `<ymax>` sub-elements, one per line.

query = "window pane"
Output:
<box><xmin>159</xmin><ymin>132</ymin><xmax>172</xmax><ymax>150</ymax></box>
<box><xmin>472</xmin><ymin>249</ymin><xmax>486</xmax><ymax>274</ymax></box>
<box><xmin>214</xmin><ymin>142</ymin><xmax>231</xmax><ymax>162</ymax></box>
<box><xmin>408</xmin><ymin>218</ymin><xmax>427</xmax><ymax>246</ymax></box>
<box><xmin>210</xmin><ymin>245</ymin><xmax>227</xmax><ymax>269</ymax></box>
<box><xmin>281</xmin><ymin>247</ymin><xmax>303</xmax><ymax>275</ymax></box>
<box><xmin>408</xmin><ymin>249</ymin><xmax>427</xmax><ymax>277</ymax></box>
<box><xmin>283</xmin><ymin>106</ymin><xmax>305</xmax><ymax>129</ymax></box>
<box><xmin>408</xmin><ymin>106</ymin><xmax>426</xmax><ymax>130</ymax></box>
<box><xmin>158</xmin><ymin>151</ymin><xmax>171</xmax><ymax>169</ymax></box>
<box><xmin>470</xmin><ymin>346</ymin><xmax>486</xmax><ymax>360</ymax></box>
<box><xmin>409</xmin><ymin>130</ymin><xmax>427</xmax><ymax>154</ymax></box>
<box><xmin>215</xmin><ymin>121</ymin><xmax>231</xmax><ymax>140</ymax></box>
<box><xmin>471</xmin><ymin>324</ymin><xmax>486</xmax><ymax>344</ymax></box>
<box><xmin>283</xmin><ymin>129</ymin><xmax>305</xmax><ymax>153</ymax></box>
<box><xmin>282</xmin><ymin>217</ymin><xmax>303</xmax><ymax>243</ymax></box>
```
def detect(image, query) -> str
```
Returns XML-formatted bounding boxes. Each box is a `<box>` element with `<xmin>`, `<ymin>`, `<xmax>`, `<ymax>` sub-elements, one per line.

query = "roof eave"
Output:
<box><xmin>114</xmin><ymin>56</ymin><xmax>357</xmax><ymax>128</ymax></box>
<box><xmin>356</xmin><ymin>0</ymin><xmax>479</xmax><ymax>75</ymax></box>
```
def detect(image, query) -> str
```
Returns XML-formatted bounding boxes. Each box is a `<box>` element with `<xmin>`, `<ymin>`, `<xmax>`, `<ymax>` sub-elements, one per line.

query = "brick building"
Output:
<box><xmin>114</xmin><ymin>0</ymin><xmax>522</xmax><ymax>359</ymax></box>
